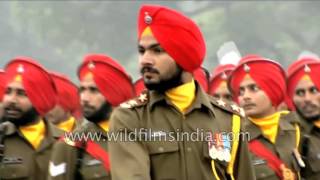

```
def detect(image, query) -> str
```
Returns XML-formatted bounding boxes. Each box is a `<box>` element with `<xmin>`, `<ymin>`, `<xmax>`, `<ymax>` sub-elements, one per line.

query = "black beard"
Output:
<box><xmin>85</xmin><ymin>102</ymin><xmax>112</xmax><ymax>123</ymax></box>
<box><xmin>297</xmin><ymin>109</ymin><xmax>320</xmax><ymax>122</ymax></box>
<box><xmin>144</xmin><ymin>66</ymin><xmax>183</xmax><ymax>93</ymax></box>
<box><xmin>3</xmin><ymin>107</ymin><xmax>39</xmax><ymax>127</ymax></box>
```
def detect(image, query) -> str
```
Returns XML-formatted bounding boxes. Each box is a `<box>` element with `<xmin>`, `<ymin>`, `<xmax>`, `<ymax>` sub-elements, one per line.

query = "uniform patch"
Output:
<box><xmin>49</xmin><ymin>161</ymin><xmax>66</xmax><ymax>177</ymax></box>
<box><xmin>208</xmin><ymin>132</ymin><xmax>231</xmax><ymax>162</ymax></box>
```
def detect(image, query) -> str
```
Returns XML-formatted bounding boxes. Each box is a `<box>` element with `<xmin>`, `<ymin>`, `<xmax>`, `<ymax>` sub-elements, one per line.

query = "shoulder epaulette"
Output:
<box><xmin>209</xmin><ymin>97</ymin><xmax>245</xmax><ymax>117</ymax></box>
<box><xmin>120</xmin><ymin>90</ymin><xmax>149</xmax><ymax>109</ymax></box>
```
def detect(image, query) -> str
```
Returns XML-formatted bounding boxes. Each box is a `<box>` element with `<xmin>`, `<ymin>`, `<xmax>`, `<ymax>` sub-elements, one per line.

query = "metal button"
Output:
<box><xmin>158</xmin><ymin>147</ymin><xmax>164</xmax><ymax>152</ymax></box>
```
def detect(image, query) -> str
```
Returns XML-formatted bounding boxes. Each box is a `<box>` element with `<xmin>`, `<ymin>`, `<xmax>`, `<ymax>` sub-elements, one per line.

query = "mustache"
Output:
<box><xmin>4</xmin><ymin>104</ymin><xmax>23</xmax><ymax>113</ymax></box>
<box><xmin>140</xmin><ymin>66</ymin><xmax>159</xmax><ymax>74</ymax></box>
<box><xmin>302</xmin><ymin>103</ymin><xmax>318</xmax><ymax>110</ymax></box>
<box><xmin>82</xmin><ymin>103</ymin><xmax>95</xmax><ymax>110</ymax></box>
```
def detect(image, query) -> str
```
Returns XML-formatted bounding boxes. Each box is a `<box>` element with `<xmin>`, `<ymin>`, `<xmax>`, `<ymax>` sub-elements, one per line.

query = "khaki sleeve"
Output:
<box><xmin>233</xmin><ymin>118</ymin><xmax>256</xmax><ymax>180</ymax></box>
<box><xmin>108</xmin><ymin>107</ymin><xmax>151</xmax><ymax>180</ymax></box>
<box><xmin>47</xmin><ymin>140</ymin><xmax>78</xmax><ymax>180</ymax></box>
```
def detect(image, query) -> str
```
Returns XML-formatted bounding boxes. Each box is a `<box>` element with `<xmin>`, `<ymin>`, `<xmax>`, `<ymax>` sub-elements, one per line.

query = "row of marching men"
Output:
<box><xmin>0</xmin><ymin>3</ymin><xmax>320</xmax><ymax>180</ymax></box>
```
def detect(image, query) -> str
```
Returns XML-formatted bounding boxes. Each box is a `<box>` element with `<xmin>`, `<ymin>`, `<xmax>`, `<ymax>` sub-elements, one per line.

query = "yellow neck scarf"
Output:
<box><xmin>98</xmin><ymin>120</ymin><xmax>109</xmax><ymax>132</ymax></box>
<box><xmin>56</xmin><ymin>116</ymin><xmax>76</xmax><ymax>133</ymax></box>
<box><xmin>314</xmin><ymin>120</ymin><xmax>320</xmax><ymax>128</ymax></box>
<box><xmin>165</xmin><ymin>79</ymin><xmax>196</xmax><ymax>113</ymax></box>
<box><xmin>250</xmin><ymin>111</ymin><xmax>287</xmax><ymax>144</ymax></box>
<box><xmin>19</xmin><ymin>119</ymin><xmax>46</xmax><ymax>149</ymax></box>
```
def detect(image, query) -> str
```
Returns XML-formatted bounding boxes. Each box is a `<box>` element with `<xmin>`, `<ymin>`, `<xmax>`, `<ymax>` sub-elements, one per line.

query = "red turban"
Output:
<box><xmin>134</xmin><ymin>78</ymin><xmax>146</xmax><ymax>96</ymax></box>
<box><xmin>193</xmin><ymin>67</ymin><xmax>209</xmax><ymax>92</ymax></box>
<box><xmin>4</xmin><ymin>57</ymin><xmax>57</xmax><ymax>115</ymax></box>
<box><xmin>138</xmin><ymin>5</ymin><xmax>206</xmax><ymax>72</ymax></box>
<box><xmin>78</xmin><ymin>54</ymin><xmax>135</xmax><ymax>107</ymax></box>
<box><xmin>287</xmin><ymin>57</ymin><xmax>320</xmax><ymax>98</ymax></box>
<box><xmin>229</xmin><ymin>57</ymin><xmax>286</xmax><ymax>106</ymax></box>
<box><xmin>209</xmin><ymin>64</ymin><xmax>235</xmax><ymax>95</ymax></box>
<box><xmin>0</xmin><ymin>70</ymin><xmax>6</xmax><ymax>101</ymax></box>
<box><xmin>50</xmin><ymin>72</ymin><xmax>81</xmax><ymax>118</ymax></box>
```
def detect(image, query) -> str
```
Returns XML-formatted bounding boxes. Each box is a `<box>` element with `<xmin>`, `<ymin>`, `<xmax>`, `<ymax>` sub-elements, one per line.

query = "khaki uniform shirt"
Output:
<box><xmin>48</xmin><ymin>122</ymin><xmax>110</xmax><ymax>180</ymax></box>
<box><xmin>245</xmin><ymin>112</ymin><xmax>301</xmax><ymax>180</ymax></box>
<box><xmin>298</xmin><ymin>115</ymin><xmax>320</xmax><ymax>180</ymax></box>
<box><xmin>0</xmin><ymin>120</ymin><xmax>63</xmax><ymax>180</ymax></box>
<box><xmin>109</xmin><ymin>85</ymin><xmax>255</xmax><ymax>180</ymax></box>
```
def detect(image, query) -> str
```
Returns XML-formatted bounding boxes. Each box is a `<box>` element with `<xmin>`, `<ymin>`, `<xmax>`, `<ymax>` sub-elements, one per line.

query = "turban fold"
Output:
<box><xmin>138</xmin><ymin>5</ymin><xmax>206</xmax><ymax>72</ymax></box>
<box><xmin>50</xmin><ymin>72</ymin><xmax>81</xmax><ymax>118</ymax></box>
<box><xmin>287</xmin><ymin>57</ymin><xmax>320</xmax><ymax>98</ymax></box>
<box><xmin>209</xmin><ymin>64</ymin><xmax>235</xmax><ymax>95</ymax></box>
<box><xmin>78</xmin><ymin>54</ymin><xmax>135</xmax><ymax>106</ymax></box>
<box><xmin>5</xmin><ymin>57</ymin><xmax>57</xmax><ymax>115</ymax></box>
<box><xmin>229</xmin><ymin>57</ymin><xmax>286</xmax><ymax>106</ymax></box>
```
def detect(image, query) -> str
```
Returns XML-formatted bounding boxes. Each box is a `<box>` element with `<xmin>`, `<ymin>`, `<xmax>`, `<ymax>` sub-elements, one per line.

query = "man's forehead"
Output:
<box><xmin>295</xmin><ymin>79</ymin><xmax>316</xmax><ymax>90</ymax></box>
<box><xmin>240</xmin><ymin>77</ymin><xmax>257</xmax><ymax>87</ymax></box>
<box><xmin>139</xmin><ymin>35</ymin><xmax>159</xmax><ymax>47</ymax></box>
<box><xmin>79</xmin><ymin>78</ymin><xmax>97</xmax><ymax>88</ymax></box>
<box><xmin>6</xmin><ymin>81</ymin><xmax>25</xmax><ymax>90</ymax></box>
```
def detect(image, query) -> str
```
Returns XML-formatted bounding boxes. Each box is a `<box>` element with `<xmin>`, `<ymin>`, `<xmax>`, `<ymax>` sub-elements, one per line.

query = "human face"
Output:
<box><xmin>79</xmin><ymin>77</ymin><xmax>110</xmax><ymax>122</ymax></box>
<box><xmin>212</xmin><ymin>82</ymin><xmax>233</xmax><ymax>103</ymax></box>
<box><xmin>238</xmin><ymin>77</ymin><xmax>275</xmax><ymax>118</ymax></box>
<box><xmin>3</xmin><ymin>81</ymin><xmax>38</xmax><ymax>125</ymax></box>
<box><xmin>45</xmin><ymin>105</ymin><xmax>70</xmax><ymax>125</ymax></box>
<box><xmin>138</xmin><ymin>35</ymin><xmax>183</xmax><ymax>92</ymax></box>
<box><xmin>293</xmin><ymin>79</ymin><xmax>320</xmax><ymax>121</ymax></box>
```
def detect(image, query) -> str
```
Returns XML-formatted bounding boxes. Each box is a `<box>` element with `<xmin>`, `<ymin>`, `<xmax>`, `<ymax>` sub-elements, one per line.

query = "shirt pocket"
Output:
<box><xmin>146</xmin><ymin>141</ymin><xmax>179</xmax><ymax>180</ymax></box>
<box><xmin>251</xmin><ymin>157</ymin><xmax>277</xmax><ymax>179</ymax></box>
<box><xmin>79</xmin><ymin>160</ymin><xmax>109</xmax><ymax>180</ymax></box>
<box><xmin>0</xmin><ymin>163</ymin><xmax>29</xmax><ymax>179</ymax></box>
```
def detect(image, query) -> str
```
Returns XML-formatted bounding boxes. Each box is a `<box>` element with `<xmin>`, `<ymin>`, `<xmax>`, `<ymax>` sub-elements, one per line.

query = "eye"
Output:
<box><xmin>213</xmin><ymin>94</ymin><xmax>220</xmax><ymax>99</ymax></box>
<box><xmin>310</xmin><ymin>87</ymin><xmax>319</xmax><ymax>94</ymax></box>
<box><xmin>17</xmin><ymin>90</ymin><xmax>27</xmax><ymax>97</ymax></box>
<box><xmin>249</xmin><ymin>84</ymin><xmax>260</xmax><ymax>92</ymax></box>
<box><xmin>239</xmin><ymin>88</ymin><xmax>245</xmax><ymax>96</ymax></box>
<box><xmin>295</xmin><ymin>89</ymin><xmax>305</xmax><ymax>97</ymax></box>
<box><xmin>152</xmin><ymin>46</ymin><xmax>165</xmax><ymax>54</ymax></box>
<box><xmin>224</xmin><ymin>94</ymin><xmax>233</xmax><ymax>101</ymax></box>
<box><xmin>138</xmin><ymin>47</ymin><xmax>145</xmax><ymax>55</ymax></box>
<box><xmin>5</xmin><ymin>88</ymin><xmax>11</xmax><ymax>95</ymax></box>
<box><xmin>89</xmin><ymin>87</ymin><xmax>99</xmax><ymax>93</ymax></box>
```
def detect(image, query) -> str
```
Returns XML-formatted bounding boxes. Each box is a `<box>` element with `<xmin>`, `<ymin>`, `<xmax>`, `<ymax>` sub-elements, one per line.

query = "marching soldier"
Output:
<box><xmin>228</xmin><ymin>56</ymin><xmax>303</xmax><ymax>179</ymax></box>
<box><xmin>109</xmin><ymin>5</ymin><xmax>255</xmax><ymax>180</ymax></box>
<box><xmin>209</xmin><ymin>64</ymin><xmax>235</xmax><ymax>102</ymax></box>
<box><xmin>287</xmin><ymin>56</ymin><xmax>320</xmax><ymax>179</ymax></box>
<box><xmin>48</xmin><ymin>54</ymin><xmax>135</xmax><ymax>180</ymax></box>
<box><xmin>0</xmin><ymin>57</ymin><xmax>63</xmax><ymax>179</ymax></box>
<box><xmin>45</xmin><ymin>72</ymin><xmax>81</xmax><ymax>132</ymax></box>
<box><xmin>0</xmin><ymin>70</ymin><xmax>5</xmax><ymax>120</ymax></box>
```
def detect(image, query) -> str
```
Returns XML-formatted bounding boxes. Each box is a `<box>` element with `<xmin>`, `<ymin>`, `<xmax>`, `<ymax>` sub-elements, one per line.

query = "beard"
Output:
<box><xmin>296</xmin><ymin>108</ymin><xmax>320</xmax><ymax>122</ymax></box>
<box><xmin>141</xmin><ymin>65</ymin><xmax>183</xmax><ymax>93</ymax></box>
<box><xmin>3</xmin><ymin>106</ymin><xmax>39</xmax><ymax>127</ymax></box>
<box><xmin>84</xmin><ymin>101</ymin><xmax>112</xmax><ymax>123</ymax></box>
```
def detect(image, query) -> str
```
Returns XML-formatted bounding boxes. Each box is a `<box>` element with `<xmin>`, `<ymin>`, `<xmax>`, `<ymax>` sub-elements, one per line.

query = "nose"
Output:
<box><xmin>139</xmin><ymin>51</ymin><xmax>154</xmax><ymax>67</ymax></box>
<box><xmin>304</xmin><ymin>91</ymin><xmax>313</xmax><ymax>102</ymax></box>
<box><xmin>241</xmin><ymin>88</ymin><xmax>252</xmax><ymax>102</ymax></box>
<box><xmin>80</xmin><ymin>90</ymin><xmax>91</xmax><ymax>105</ymax></box>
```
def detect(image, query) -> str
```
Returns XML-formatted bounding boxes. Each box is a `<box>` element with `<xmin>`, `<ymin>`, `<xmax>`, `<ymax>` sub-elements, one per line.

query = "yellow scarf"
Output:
<box><xmin>314</xmin><ymin>120</ymin><xmax>320</xmax><ymax>128</ymax></box>
<box><xmin>250</xmin><ymin>111</ymin><xmax>289</xmax><ymax>144</ymax></box>
<box><xmin>19</xmin><ymin>119</ymin><xmax>46</xmax><ymax>149</ymax></box>
<box><xmin>98</xmin><ymin>120</ymin><xmax>109</xmax><ymax>132</ymax></box>
<box><xmin>165</xmin><ymin>79</ymin><xmax>196</xmax><ymax>113</ymax></box>
<box><xmin>56</xmin><ymin>116</ymin><xmax>76</xmax><ymax>133</ymax></box>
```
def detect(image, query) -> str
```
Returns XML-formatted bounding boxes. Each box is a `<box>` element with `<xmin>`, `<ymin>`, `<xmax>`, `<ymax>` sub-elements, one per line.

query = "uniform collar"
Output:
<box><xmin>246</xmin><ymin>112</ymin><xmax>297</xmax><ymax>141</ymax></box>
<box><xmin>148</xmin><ymin>81</ymin><xmax>215</xmax><ymax>115</ymax></box>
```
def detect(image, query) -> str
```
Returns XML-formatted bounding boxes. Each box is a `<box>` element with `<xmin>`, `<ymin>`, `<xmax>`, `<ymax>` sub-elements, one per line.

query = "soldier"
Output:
<box><xmin>109</xmin><ymin>5</ymin><xmax>255</xmax><ymax>180</ymax></box>
<box><xmin>45</xmin><ymin>72</ymin><xmax>81</xmax><ymax>132</ymax></box>
<box><xmin>48</xmin><ymin>54</ymin><xmax>135</xmax><ymax>180</ymax></box>
<box><xmin>0</xmin><ymin>70</ymin><xmax>5</xmax><ymax>120</ymax></box>
<box><xmin>287</xmin><ymin>56</ymin><xmax>320</xmax><ymax>179</ymax></box>
<box><xmin>228</xmin><ymin>56</ymin><xmax>303</xmax><ymax>179</ymax></box>
<box><xmin>209</xmin><ymin>64</ymin><xmax>235</xmax><ymax>102</ymax></box>
<box><xmin>134</xmin><ymin>67</ymin><xmax>210</xmax><ymax>96</ymax></box>
<box><xmin>0</xmin><ymin>57</ymin><xmax>63</xmax><ymax>179</ymax></box>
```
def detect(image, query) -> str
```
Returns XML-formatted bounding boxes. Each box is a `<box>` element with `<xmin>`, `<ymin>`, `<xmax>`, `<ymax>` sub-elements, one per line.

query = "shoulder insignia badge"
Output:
<box><xmin>120</xmin><ymin>90</ymin><xmax>149</xmax><ymax>109</ymax></box>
